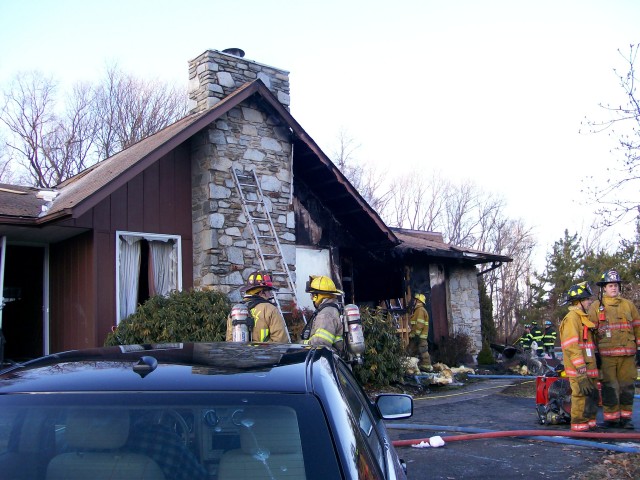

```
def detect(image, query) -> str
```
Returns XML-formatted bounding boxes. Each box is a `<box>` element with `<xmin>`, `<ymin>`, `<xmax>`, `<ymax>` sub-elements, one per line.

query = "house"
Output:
<box><xmin>0</xmin><ymin>49</ymin><xmax>510</xmax><ymax>363</ymax></box>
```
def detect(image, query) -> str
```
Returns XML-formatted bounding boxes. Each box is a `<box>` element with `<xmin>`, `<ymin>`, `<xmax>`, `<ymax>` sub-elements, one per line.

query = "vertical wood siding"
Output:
<box><xmin>49</xmin><ymin>143</ymin><xmax>193</xmax><ymax>351</ymax></box>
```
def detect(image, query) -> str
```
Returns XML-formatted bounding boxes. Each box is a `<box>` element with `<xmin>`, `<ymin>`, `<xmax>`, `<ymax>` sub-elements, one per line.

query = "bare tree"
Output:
<box><xmin>331</xmin><ymin>128</ymin><xmax>391</xmax><ymax>214</ymax></box>
<box><xmin>485</xmin><ymin>218</ymin><xmax>536</xmax><ymax>342</ymax></box>
<box><xmin>0</xmin><ymin>65</ymin><xmax>188</xmax><ymax>187</ymax></box>
<box><xmin>383</xmin><ymin>171</ymin><xmax>507</xmax><ymax>248</ymax></box>
<box><xmin>383</xmin><ymin>169</ymin><xmax>449</xmax><ymax>231</ymax></box>
<box><xmin>0</xmin><ymin>72</ymin><xmax>59</xmax><ymax>187</ymax></box>
<box><xmin>582</xmin><ymin>44</ymin><xmax>640</xmax><ymax>227</ymax></box>
<box><xmin>0</xmin><ymin>135</ymin><xmax>16</xmax><ymax>183</ymax></box>
<box><xmin>93</xmin><ymin>65</ymin><xmax>188</xmax><ymax>160</ymax></box>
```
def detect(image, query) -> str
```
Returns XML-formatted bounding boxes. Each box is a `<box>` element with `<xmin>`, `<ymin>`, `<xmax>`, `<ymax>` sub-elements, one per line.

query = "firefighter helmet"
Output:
<box><xmin>414</xmin><ymin>293</ymin><xmax>426</xmax><ymax>304</ymax></box>
<box><xmin>524</xmin><ymin>324</ymin><xmax>531</xmax><ymax>329</ymax></box>
<box><xmin>544</xmin><ymin>320</ymin><xmax>552</xmax><ymax>326</ymax></box>
<box><xmin>241</xmin><ymin>270</ymin><xmax>277</xmax><ymax>294</ymax></box>
<box><xmin>596</xmin><ymin>269</ymin><xmax>622</xmax><ymax>286</ymax></box>
<box><xmin>562</xmin><ymin>282</ymin><xmax>593</xmax><ymax>305</ymax></box>
<box><xmin>305</xmin><ymin>275</ymin><xmax>343</xmax><ymax>295</ymax></box>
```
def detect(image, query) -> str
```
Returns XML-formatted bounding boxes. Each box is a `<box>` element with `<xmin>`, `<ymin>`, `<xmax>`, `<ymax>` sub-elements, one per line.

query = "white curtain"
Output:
<box><xmin>119</xmin><ymin>235</ymin><xmax>142</xmax><ymax>321</ymax></box>
<box><xmin>148</xmin><ymin>239</ymin><xmax>177</xmax><ymax>297</ymax></box>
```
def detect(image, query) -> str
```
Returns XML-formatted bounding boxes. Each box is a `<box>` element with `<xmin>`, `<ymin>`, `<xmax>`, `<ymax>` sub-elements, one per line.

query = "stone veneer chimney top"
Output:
<box><xmin>188</xmin><ymin>49</ymin><xmax>290</xmax><ymax>114</ymax></box>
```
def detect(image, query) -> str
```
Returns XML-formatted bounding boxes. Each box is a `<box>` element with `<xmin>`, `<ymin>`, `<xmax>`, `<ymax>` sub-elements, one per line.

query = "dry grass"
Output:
<box><xmin>570</xmin><ymin>453</ymin><xmax>640</xmax><ymax>479</ymax></box>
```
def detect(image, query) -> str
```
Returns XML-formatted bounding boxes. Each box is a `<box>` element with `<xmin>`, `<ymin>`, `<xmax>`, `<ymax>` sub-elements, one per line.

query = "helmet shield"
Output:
<box><xmin>562</xmin><ymin>282</ymin><xmax>593</xmax><ymax>305</ymax></box>
<box><xmin>240</xmin><ymin>270</ymin><xmax>277</xmax><ymax>293</ymax></box>
<box><xmin>596</xmin><ymin>269</ymin><xmax>622</xmax><ymax>286</ymax></box>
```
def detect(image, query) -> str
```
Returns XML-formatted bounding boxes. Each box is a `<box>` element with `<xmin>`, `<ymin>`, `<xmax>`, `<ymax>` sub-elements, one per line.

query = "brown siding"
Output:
<box><xmin>50</xmin><ymin>232</ymin><xmax>94</xmax><ymax>352</ymax></box>
<box><xmin>49</xmin><ymin>143</ymin><xmax>194</xmax><ymax>350</ymax></box>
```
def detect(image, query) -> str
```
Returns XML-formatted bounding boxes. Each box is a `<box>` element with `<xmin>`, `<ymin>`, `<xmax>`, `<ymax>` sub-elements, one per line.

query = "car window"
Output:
<box><xmin>336</xmin><ymin>363</ymin><xmax>387</xmax><ymax>476</ymax></box>
<box><xmin>0</xmin><ymin>392</ymin><xmax>341</xmax><ymax>480</ymax></box>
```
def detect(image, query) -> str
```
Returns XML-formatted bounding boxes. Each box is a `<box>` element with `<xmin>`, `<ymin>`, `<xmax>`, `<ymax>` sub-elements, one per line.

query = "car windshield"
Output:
<box><xmin>0</xmin><ymin>392</ymin><xmax>341</xmax><ymax>480</ymax></box>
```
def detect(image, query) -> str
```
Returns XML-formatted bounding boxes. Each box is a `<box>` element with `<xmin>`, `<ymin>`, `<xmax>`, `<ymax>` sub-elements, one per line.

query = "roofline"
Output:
<box><xmin>59</xmin><ymin>82</ymin><xmax>264</xmax><ymax>221</ymax></box>
<box><xmin>250</xmin><ymin>84</ymin><xmax>398</xmax><ymax>245</ymax></box>
<box><xmin>36</xmin><ymin>80</ymin><xmax>397</xmax><ymax>246</ymax></box>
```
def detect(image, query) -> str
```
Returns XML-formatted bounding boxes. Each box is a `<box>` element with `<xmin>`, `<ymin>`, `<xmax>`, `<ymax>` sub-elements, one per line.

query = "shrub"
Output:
<box><xmin>288</xmin><ymin>303</ymin><xmax>314</xmax><ymax>343</ymax></box>
<box><xmin>477</xmin><ymin>340</ymin><xmax>496</xmax><ymax>365</ymax></box>
<box><xmin>352</xmin><ymin>307</ymin><xmax>406</xmax><ymax>387</ymax></box>
<box><xmin>105</xmin><ymin>289</ymin><xmax>231</xmax><ymax>346</ymax></box>
<box><xmin>432</xmin><ymin>331</ymin><xmax>474</xmax><ymax>367</ymax></box>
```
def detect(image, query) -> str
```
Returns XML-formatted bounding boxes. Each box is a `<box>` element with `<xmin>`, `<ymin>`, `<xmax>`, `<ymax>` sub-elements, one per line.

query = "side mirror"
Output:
<box><xmin>375</xmin><ymin>393</ymin><xmax>413</xmax><ymax>420</ymax></box>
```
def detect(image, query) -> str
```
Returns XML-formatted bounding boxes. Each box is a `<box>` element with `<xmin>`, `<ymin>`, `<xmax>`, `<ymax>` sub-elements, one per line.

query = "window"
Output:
<box><xmin>336</xmin><ymin>364</ymin><xmax>386</xmax><ymax>476</ymax></box>
<box><xmin>116</xmin><ymin>231</ymin><xmax>182</xmax><ymax>323</ymax></box>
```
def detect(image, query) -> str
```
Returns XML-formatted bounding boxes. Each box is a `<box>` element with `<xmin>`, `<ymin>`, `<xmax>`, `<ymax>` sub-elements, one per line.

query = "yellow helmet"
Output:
<box><xmin>305</xmin><ymin>275</ymin><xmax>343</xmax><ymax>295</ymax></box>
<box><xmin>414</xmin><ymin>293</ymin><xmax>426</xmax><ymax>304</ymax></box>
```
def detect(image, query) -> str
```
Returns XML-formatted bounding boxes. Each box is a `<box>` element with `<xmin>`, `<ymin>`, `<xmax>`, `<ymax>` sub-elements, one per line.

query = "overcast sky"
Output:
<box><xmin>1</xmin><ymin>0</ymin><xmax>639</xmax><ymax>267</ymax></box>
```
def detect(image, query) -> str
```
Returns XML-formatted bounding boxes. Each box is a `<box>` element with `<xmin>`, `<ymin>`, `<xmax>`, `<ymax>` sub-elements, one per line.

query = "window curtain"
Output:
<box><xmin>119</xmin><ymin>235</ymin><xmax>142</xmax><ymax>321</ymax></box>
<box><xmin>148</xmin><ymin>239</ymin><xmax>177</xmax><ymax>297</ymax></box>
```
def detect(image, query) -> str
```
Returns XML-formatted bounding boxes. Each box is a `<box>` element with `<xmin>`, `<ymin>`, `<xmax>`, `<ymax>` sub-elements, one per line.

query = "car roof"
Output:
<box><xmin>0</xmin><ymin>342</ymin><xmax>333</xmax><ymax>394</ymax></box>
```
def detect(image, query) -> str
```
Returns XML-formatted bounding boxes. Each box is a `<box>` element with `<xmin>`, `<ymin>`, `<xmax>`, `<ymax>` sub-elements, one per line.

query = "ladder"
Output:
<box><xmin>231</xmin><ymin>168</ymin><xmax>305</xmax><ymax>328</ymax></box>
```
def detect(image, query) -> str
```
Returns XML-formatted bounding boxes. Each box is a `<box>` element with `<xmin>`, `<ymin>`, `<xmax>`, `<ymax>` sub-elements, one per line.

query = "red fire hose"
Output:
<box><xmin>392</xmin><ymin>429</ymin><xmax>640</xmax><ymax>447</ymax></box>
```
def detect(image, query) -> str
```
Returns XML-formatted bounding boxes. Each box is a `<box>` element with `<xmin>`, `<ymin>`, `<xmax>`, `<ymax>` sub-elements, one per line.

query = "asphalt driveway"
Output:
<box><xmin>386</xmin><ymin>378</ymin><xmax>640</xmax><ymax>479</ymax></box>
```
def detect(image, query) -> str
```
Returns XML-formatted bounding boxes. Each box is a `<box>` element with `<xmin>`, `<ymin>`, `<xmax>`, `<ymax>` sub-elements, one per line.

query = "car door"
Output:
<box><xmin>335</xmin><ymin>362</ymin><xmax>406</xmax><ymax>479</ymax></box>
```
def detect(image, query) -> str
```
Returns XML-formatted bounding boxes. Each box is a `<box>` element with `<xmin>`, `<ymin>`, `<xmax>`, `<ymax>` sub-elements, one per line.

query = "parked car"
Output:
<box><xmin>0</xmin><ymin>342</ymin><xmax>412</xmax><ymax>479</ymax></box>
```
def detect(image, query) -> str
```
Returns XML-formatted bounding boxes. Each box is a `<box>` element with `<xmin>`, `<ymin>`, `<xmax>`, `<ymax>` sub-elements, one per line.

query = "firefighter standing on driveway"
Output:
<box><xmin>559</xmin><ymin>282</ymin><xmax>599</xmax><ymax>432</ymax></box>
<box><xmin>542</xmin><ymin>320</ymin><xmax>558</xmax><ymax>359</ymax></box>
<box><xmin>588</xmin><ymin>268</ymin><xmax>640</xmax><ymax>429</ymax></box>
<box><xmin>226</xmin><ymin>271</ymin><xmax>290</xmax><ymax>343</ymax></box>
<box><xmin>301</xmin><ymin>275</ymin><xmax>344</xmax><ymax>352</ymax></box>
<box><xmin>407</xmin><ymin>293</ymin><xmax>431</xmax><ymax>370</ymax></box>
<box><xmin>530</xmin><ymin>321</ymin><xmax>544</xmax><ymax>357</ymax></box>
<box><xmin>517</xmin><ymin>324</ymin><xmax>533</xmax><ymax>350</ymax></box>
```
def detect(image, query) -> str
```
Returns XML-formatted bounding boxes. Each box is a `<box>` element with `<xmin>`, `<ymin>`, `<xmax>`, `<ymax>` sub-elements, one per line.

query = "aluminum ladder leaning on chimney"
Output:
<box><xmin>231</xmin><ymin>169</ymin><xmax>305</xmax><ymax>335</ymax></box>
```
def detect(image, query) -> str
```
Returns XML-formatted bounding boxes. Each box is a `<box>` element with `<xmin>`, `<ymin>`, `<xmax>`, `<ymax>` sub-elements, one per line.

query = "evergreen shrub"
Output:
<box><xmin>352</xmin><ymin>307</ymin><xmax>406</xmax><ymax>387</ymax></box>
<box><xmin>105</xmin><ymin>289</ymin><xmax>231</xmax><ymax>346</ymax></box>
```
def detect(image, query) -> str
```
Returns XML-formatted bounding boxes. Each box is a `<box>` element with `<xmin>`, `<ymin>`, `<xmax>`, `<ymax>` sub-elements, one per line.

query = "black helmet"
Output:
<box><xmin>562</xmin><ymin>282</ymin><xmax>593</xmax><ymax>305</ymax></box>
<box><xmin>596</xmin><ymin>269</ymin><xmax>622</xmax><ymax>286</ymax></box>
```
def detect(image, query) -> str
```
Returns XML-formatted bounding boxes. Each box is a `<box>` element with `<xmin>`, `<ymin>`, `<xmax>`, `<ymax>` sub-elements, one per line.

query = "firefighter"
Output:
<box><xmin>587</xmin><ymin>268</ymin><xmax>640</xmax><ymax>429</ymax></box>
<box><xmin>226</xmin><ymin>271</ymin><xmax>290</xmax><ymax>343</ymax></box>
<box><xmin>407</xmin><ymin>293</ymin><xmax>431</xmax><ymax>370</ymax></box>
<box><xmin>530</xmin><ymin>321</ymin><xmax>544</xmax><ymax>357</ymax></box>
<box><xmin>542</xmin><ymin>320</ymin><xmax>558</xmax><ymax>359</ymax></box>
<box><xmin>559</xmin><ymin>282</ymin><xmax>599</xmax><ymax>432</ymax></box>
<box><xmin>516</xmin><ymin>324</ymin><xmax>533</xmax><ymax>350</ymax></box>
<box><xmin>301</xmin><ymin>275</ymin><xmax>344</xmax><ymax>352</ymax></box>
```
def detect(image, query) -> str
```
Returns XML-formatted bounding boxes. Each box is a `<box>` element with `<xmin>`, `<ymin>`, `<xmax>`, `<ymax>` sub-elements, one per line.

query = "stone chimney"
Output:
<box><xmin>188</xmin><ymin>49</ymin><xmax>291</xmax><ymax>114</ymax></box>
<box><xmin>189</xmin><ymin>49</ymin><xmax>296</xmax><ymax>301</ymax></box>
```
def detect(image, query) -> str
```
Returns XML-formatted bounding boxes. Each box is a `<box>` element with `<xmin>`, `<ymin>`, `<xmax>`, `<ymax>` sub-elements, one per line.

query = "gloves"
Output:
<box><xmin>576</xmin><ymin>376</ymin><xmax>596</xmax><ymax>396</ymax></box>
<box><xmin>636</xmin><ymin>349</ymin><xmax>640</xmax><ymax>367</ymax></box>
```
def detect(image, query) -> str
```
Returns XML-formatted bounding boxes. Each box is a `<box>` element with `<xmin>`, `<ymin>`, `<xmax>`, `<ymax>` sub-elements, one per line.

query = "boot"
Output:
<box><xmin>619</xmin><ymin>419</ymin><xmax>635</xmax><ymax>429</ymax></box>
<box><xmin>601</xmin><ymin>420</ymin><xmax>620</xmax><ymax>428</ymax></box>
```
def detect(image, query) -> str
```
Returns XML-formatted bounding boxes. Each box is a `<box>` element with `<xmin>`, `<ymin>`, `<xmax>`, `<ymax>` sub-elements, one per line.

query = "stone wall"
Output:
<box><xmin>447</xmin><ymin>266</ymin><xmax>482</xmax><ymax>361</ymax></box>
<box><xmin>189</xmin><ymin>50</ymin><xmax>296</xmax><ymax>301</ymax></box>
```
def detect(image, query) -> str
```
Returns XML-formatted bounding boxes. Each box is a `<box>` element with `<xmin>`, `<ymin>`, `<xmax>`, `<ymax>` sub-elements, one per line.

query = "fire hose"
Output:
<box><xmin>389</xmin><ymin>423</ymin><xmax>640</xmax><ymax>453</ymax></box>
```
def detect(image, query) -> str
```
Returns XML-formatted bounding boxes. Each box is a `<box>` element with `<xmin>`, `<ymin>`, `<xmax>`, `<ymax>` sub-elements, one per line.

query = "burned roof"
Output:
<box><xmin>392</xmin><ymin>227</ymin><xmax>512</xmax><ymax>265</ymax></box>
<box><xmin>0</xmin><ymin>184</ymin><xmax>47</xmax><ymax>220</ymax></box>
